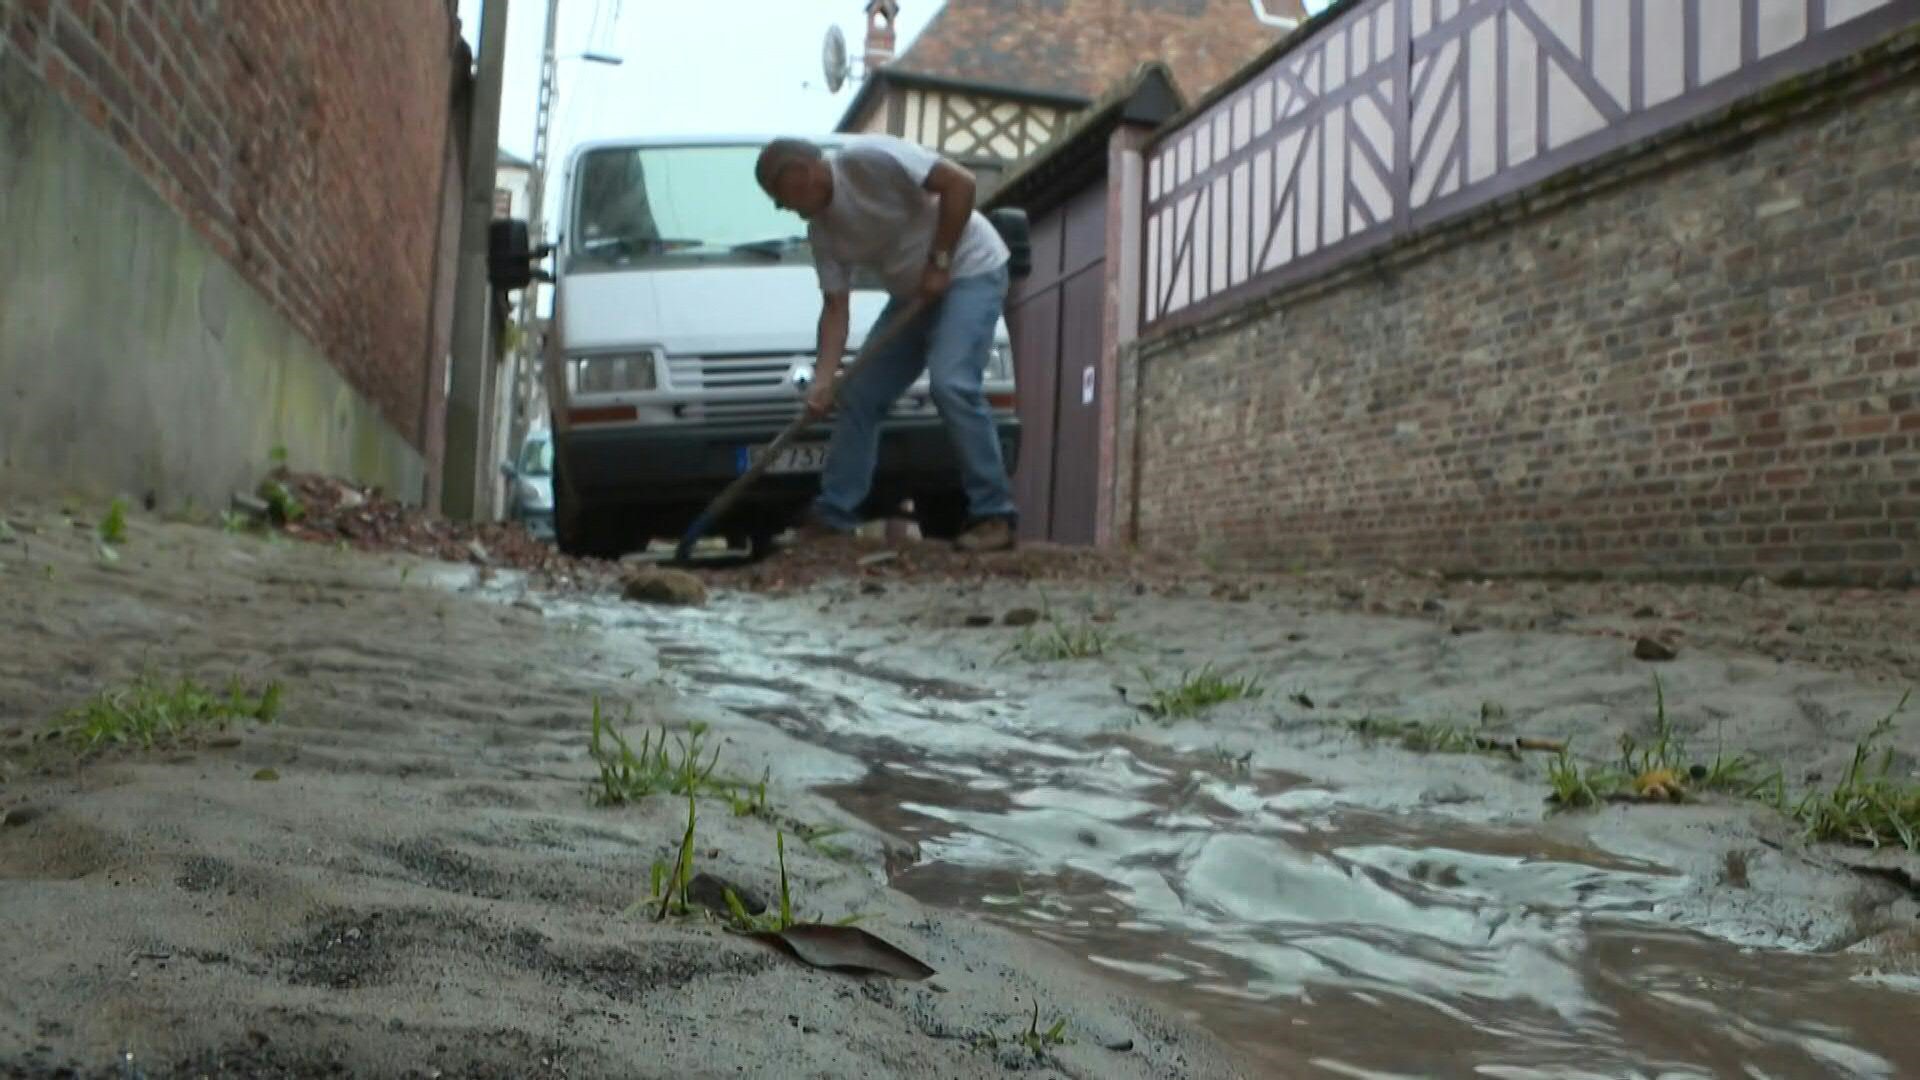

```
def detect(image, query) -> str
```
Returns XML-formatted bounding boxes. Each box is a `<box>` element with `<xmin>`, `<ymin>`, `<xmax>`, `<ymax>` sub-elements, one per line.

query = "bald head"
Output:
<box><xmin>755</xmin><ymin>138</ymin><xmax>823</xmax><ymax>191</ymax></box>
<box><xmin>758</xmin><ymin>137</ymin><xmax>833</xmax><ymax>219</ymax></box>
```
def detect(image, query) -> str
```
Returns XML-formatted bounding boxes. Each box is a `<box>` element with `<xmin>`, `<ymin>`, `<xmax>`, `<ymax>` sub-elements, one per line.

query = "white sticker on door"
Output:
<box><xmin>1081</xmin><ymin>365</ymin><xmax>1096</xmax><ymax>405</ymax></box>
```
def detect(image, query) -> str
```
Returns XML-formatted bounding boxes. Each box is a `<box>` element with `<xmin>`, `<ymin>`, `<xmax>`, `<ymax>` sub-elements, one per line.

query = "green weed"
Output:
<box><xmin>725</xmin><ymin>830</ymin><xmax>795</xmax><ymax>932</ymax></box>
<box><xmin>587</xmin><ymin>697</ymin><xmax>730</xmax><ymax>806</ymax></box>
<box><xmin>256</xmin><ymin>478</ymin><xmax>305</xmax><ymax>524</ymax></box>
<box><xmin>53</xmin><ymin>673</ymin><xmax>282</xmax><ymax>751</ymax></box>
<box><xmin>1794</xmin><ymin>691</ymin><xmax>1918</xmax><ymax>851</ymax></box>
<box><xmin>1546</xmin><ymin>745</ymin><xmax>1620</xmax><ymax>808</ymax></box>
<box><xmin>1006</xmin><ymin>621</ymin><xmax>1119</xmax><ymax>662</ymax></box>
<box><xmin>1141</xmin><ymin>664</ymin><xmax>1264</xmax><ymax>721</ymax></box>
<box><xmin>647</xmin><ymin>791</ymin><xmax>699</xmax><ymax>920</ymax></box>
<box><xmin>99</xmin><ymin>498</ymin><xmax>128</xmax><ymax>545</ymax></box>
<box><xmin>1348</xmin><ymin>716</ymin><xmax>1504</xmax><ymax>756</ymax></box>
<box><xmin>1017</xmin><ymin>1000</ymin><xmax>1069</xmax><ymax>1054</ymax></box>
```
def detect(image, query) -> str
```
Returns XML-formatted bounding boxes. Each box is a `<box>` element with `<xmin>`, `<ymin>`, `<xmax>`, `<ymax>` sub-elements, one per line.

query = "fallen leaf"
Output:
<box><xmin>252</xmin><ymin>768</ymin><xmax>280</xmax><ymax>782</ymax></box>
<box><xmin>750</xmin><ymin>923</ymin><xmax>935</xmax><ymax>980</ymax></box>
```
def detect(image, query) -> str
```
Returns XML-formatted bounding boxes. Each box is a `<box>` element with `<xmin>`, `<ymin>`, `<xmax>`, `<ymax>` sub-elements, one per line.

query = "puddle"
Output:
<box><xmin>601</xmin><ymin>600</ymin><xmax>1920</xmax><ymax>1077</ymax></box>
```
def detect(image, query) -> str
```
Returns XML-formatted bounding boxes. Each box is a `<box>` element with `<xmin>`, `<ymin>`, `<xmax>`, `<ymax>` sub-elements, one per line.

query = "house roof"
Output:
<box><xmin>496</xmin><ymin>147</ymin><xmax>533</xmax><ymax>170</ymax></box>
<box><xmin>985</xmin><ymin>63</ymin><xmax>1185</xmax><ymax>215</ymax></box>
<box><xmin>891</xmin><ymin>0</ymin><xmax>1304</xmax><ymax>101</ymax></box>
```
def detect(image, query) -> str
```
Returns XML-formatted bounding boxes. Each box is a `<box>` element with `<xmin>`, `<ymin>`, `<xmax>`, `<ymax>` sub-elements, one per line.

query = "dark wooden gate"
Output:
<box><xmin>1006</xmin><ymin>185</ymin><xmax>1107</xmax><ymax>544</ymax></box>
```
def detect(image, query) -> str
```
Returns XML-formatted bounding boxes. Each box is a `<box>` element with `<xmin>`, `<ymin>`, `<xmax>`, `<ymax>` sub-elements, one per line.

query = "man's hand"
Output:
<box><xmin>804</xmin><ymin>377</ymin><xmax>836</xmax><ymax>420</ymax></box>
<box><xmin>918</xmin><ymin>264</ymin><xmax>952</xmax><ymax>302</ymax></box>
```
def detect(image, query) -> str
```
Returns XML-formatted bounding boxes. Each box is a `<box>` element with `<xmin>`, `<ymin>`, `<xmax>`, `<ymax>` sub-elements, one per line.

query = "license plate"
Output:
<box><xmin>739</xmin><ymin>442</ymin><xmax>829</xmax><ymax>475</ymax></box>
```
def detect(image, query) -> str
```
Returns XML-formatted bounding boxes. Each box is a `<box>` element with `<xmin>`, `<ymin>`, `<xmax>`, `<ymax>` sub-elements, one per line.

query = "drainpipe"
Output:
<box><xmin>442</xmin><ymin>0</ymin><xmax>511</xmax><ymax>522</ymax></box>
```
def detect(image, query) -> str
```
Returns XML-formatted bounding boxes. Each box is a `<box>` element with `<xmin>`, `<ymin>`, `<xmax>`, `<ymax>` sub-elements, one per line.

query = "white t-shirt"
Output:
<box><xmin>808</xmin><ymin>134</ymin><xmax>1009</xmax><ymax>299</ymax></box>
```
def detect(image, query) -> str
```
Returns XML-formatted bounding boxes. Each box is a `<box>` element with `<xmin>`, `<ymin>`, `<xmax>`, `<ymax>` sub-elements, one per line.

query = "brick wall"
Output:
<box><xmin>2</xmin><ymin>0</ymin><xmax>464</xmax><ymax>449</ymax></box>
<box><xmin>1123</xmin><ymin>44</ymin><xmax>1920</xmax><ymax>585</ymax></box>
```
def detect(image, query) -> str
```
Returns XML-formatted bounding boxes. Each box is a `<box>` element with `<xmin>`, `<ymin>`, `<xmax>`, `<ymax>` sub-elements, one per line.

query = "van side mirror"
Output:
<box><xmin>987</xmin><ymin>209</ymin><xmax>1031</xmax><ymax>281</ymax></box>
<box><xmin>488</xmin><ymin>218</ymin><xmax>553</xmax><ymax>292</ymax></box>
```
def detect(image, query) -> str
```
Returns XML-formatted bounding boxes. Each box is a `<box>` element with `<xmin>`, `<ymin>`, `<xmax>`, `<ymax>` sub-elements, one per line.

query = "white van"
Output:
<box><xmin>503</xmin><ymin>135</ymin><xmax>1025</xmax><ymax>557</ymax></box>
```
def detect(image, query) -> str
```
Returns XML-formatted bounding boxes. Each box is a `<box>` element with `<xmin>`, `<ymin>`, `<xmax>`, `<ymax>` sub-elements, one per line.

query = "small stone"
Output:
<box><xmin>1337</xmin><ymin>588</ymin><xmax>1364</xmax><ymax>603</ymax></box>
<box><xmin>964</xmin><ymin>613</ymin><xmax>995</xmax><ymax>628</ymax></box>
<box><xmin>1739</xmin><ymin>575</ymin><xmax>1770</xmax><ymax>597</ymax></box>
<box><xmin>1450</xmin><ymin>623</ymin><xmax>1481</xmax><ymax>635</ymax></box>
<box><xmin>860</xmin><ymin>581</ymin><xmax>887</xmax><ymax>596</ymax></box>
<box><xmin>622</xmin><ymin>568</ymin><xmax>708</xmax><ymax>607</ymax></box>
<box><xmin>1421</xmin><ymin>598</ymin><xmax>1447</xmax><ymax>614</ymax></box>
<box><xmin>1101</xmin><ymin>1037</ymin><xmax>1136</xmax><ymax>1053</ymax></box>
<box><xmin>206</xmin><ymin>736</ymin><xmax>242</xmax><ymax>749</ymax></box>
<box><xmin>687</xmin><ymin>872</ymin><xmax>767</xmax><ymax>916</ymax></box>
<box><xmin>1632</xmin><ymin>606</ymin><xmax>1660</xmax><ymax>618</ymax></box>
<box><xmin>1002</xmin><ymin>608</ymin><xmax>1042</xmax><ymax>627</ymax></box>
<box><xmin>512</xmin><ymin>598</ymin><xmax>544</xmax><ymax>614</ymax></box>
<box><xmin>1634</xmin><ymin>637</ymin><xmax>1678</xmax><ymax>662</ymax></box>
<box><xmin>857</xmin><ymin>551</ymin><xmax>899</xmax><ymax>568</ymax></box>
<box><xmin>1</xmin><ymin>804</ymin><xmax>43</xmax><ymax>828</ymax></box>
<box><xmin>252</xmin><ymin>768</ymin><xmax>279</xmax><ymax>782</ymax></box>
<box><xmin>1786</xmin><ymin>621</ymin><xmax>1807</xmax><ymax>634</ymax></box>
<box><xmin>466</xmin><ymin>540</ymin><xmax>490</xmax><ymax>564</ymax></box>
<box><xmin>1286</xmin><ymin>631</ymin><xmax>1308</xmax><ymax>642</ymax></box>
<box><xmin>228</xmin><ymin>492</ymin><xmax>271</xmax><ymax>521</ymax></box>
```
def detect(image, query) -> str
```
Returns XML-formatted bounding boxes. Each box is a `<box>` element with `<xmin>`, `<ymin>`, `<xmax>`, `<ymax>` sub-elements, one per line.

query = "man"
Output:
<box><xmin>754</xmin><ymin>134</ymin><xmax>1017</xmax><ymax>554</ymax></box>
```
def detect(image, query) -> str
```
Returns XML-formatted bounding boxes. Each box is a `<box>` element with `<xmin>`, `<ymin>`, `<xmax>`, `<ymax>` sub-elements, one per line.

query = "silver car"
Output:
<box><xmin>501</xmin><ymin>432</ymin><xmax>555</xmax><ymax>540</ymax></box>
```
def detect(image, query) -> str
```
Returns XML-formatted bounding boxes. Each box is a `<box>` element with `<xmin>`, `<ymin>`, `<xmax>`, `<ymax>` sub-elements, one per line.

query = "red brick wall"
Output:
<box><xmin>2</xmin><ymin>0</ymin><xmax>465</xmax><ymax>449</ymax></box>
<box><xmin>1123</xmin><ymin>50</ymin><xmax>1920</xmax><ymax>585</ymax></box>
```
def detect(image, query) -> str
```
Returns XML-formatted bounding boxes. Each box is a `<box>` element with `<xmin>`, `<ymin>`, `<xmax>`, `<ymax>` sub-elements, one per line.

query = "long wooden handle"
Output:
<box><xmin>687</xmin><ymin>298</ymin><xmax>929</xmax><ymax>532</ymax></box>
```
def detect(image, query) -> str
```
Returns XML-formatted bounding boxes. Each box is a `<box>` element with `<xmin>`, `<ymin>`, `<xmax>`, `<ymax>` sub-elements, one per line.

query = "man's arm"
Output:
<box><xmin>917</xmin><ymin>160</ymin><xmax>975</xmax><ymax>300</ymax></box>
<box><xmin>807</xmin><ymin>290</ymin><xmax>852</xmax><ymax>418</ymax></box>
<box><xmin>922</xmin><ymin>159</ymin><xmax>975</xmax><ymax>264</ymax></box>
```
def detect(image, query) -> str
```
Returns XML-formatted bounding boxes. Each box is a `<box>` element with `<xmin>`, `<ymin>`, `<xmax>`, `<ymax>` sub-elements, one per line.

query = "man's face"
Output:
<box><xmin>766</xmin><ymin>158</ymin><xmax>832</xmax><ymax>220</ymax></box>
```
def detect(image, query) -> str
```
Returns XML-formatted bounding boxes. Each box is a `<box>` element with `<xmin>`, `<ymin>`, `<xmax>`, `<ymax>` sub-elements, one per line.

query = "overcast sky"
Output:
<box><xmin>454</xmin><ymin>0</ymin><xmax>942</xmax><ymax>165</ymax></box>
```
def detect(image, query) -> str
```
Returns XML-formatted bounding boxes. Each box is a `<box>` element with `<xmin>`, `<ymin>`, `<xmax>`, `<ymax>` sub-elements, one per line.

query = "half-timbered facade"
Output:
<box><xmin>837</xmin><ymin>0</ymin><xmax>1306</xmax><ymax>197</ymax></box>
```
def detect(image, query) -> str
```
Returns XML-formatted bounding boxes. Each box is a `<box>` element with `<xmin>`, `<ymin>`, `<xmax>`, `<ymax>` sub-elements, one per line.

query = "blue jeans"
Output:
<box><xmin>812</xmin><ymin>263</ymin><xmax>1018</xmax><ymax>530</ymax></box>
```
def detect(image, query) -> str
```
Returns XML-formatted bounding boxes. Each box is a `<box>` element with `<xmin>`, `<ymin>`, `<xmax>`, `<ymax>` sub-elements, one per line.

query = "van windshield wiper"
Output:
<box><xmin>581</xmin><ymin>234</ymin><xmax>707</xmax><ymax>255</ymax></box>
<box><xmin>730</xmin><ymin>235</ymin><xmax>809</xmax><ymax>259</ymax></box>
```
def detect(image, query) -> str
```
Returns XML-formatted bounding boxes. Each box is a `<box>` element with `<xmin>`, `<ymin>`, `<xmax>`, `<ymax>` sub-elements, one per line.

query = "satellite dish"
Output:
<box><xmin>822</xmin><ymin>25</ymin><xmax>850</xmax><ymax>93</ymax></box>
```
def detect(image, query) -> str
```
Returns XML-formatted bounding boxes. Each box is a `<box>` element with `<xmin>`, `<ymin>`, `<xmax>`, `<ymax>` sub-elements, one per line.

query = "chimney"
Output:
<box><xmin>864</xmin><ymin>0</ymin><xmax>900</xmax><ymax>70</ymax></box>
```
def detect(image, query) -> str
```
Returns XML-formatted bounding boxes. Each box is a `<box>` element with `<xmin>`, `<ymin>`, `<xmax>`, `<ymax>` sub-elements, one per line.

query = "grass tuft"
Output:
<box><xmin>1005</xmin><ymin>621</ymin><xmax>1119</xmax><ymax>662</ymax></box>
<box><xmin>587</xmin><ymin>697</ymin><xmax>730</xmax><ymax>806</ymax></box>
<box><xmin>1794</xmin><ymin>691</ymin><xmax>1918</xmax><ymax>851</ymax></box>
<box><xmin>53</xmin><ymin>673</ymin><xmax>282</xmax><ymax>751</ymax></box>
<box><xmin>99</xmin><ymin>498</ymin><xmax>129</xmax><ymax>545</ymax></box>
<box><xmin>1140</xmin><ymin>664</ymin><xmax>1263</xmax><ymax>721</ymax></box>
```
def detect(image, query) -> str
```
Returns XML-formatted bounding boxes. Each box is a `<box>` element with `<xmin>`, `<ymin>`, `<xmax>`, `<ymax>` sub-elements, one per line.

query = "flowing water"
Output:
<box><xmin>626</xmin><ymin>601</ymin><xmax>1920</xmax><ymax>1078</ymax></box>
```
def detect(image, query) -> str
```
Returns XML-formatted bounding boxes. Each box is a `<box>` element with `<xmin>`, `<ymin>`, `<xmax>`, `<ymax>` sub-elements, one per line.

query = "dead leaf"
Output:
<box><xmin>252</xmin><ymin>768</ymin><xmax>280</xmax><ymax>782</ymax></box>
<box><xmin>750</xmin><ymin>924</ymin><xmax>935</xmax><ymax>980</ymax></box>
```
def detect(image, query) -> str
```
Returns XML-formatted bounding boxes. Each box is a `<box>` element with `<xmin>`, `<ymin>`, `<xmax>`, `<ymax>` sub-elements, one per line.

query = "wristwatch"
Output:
<box><xmin>928</xmin><ymin>248</ymin><xmax>953</xmax><ymax>271</ymax></box>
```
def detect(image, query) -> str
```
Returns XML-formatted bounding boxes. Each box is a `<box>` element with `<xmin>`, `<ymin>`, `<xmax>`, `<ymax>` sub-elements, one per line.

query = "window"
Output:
<box><xmin>517</xmin><ymin>437</ymin><xmax>553</xmax><ymax>476</ymax></box>
<box><xmin>570</xmin><ymin>144</ymin><xmax>819</xmax><ymax>270</ymax></box>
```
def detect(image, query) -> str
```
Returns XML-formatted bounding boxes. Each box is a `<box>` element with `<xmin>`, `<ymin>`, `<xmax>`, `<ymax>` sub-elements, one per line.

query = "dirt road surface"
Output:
<box><xmin>4</xmin><ymin>499</ymin><xmax>1919</xmax><ymax>1078</ymax></box>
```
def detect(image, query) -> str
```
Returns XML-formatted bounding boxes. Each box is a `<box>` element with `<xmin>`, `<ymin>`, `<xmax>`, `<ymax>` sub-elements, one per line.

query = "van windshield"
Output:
<box><xmin>569</xmin><ymin>143</ymin><xmax>818</xmax><ymax>271</ymax></box>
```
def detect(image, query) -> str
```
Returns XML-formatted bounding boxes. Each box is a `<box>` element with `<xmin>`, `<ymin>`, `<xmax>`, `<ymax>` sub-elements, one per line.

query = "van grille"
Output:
<box><xmin>668</xmin><ymin>354</ymin><xmax>796</xmax><ymax>393</ymax></box>
<box><xmin>667</xmin><ymin>353</ymin><xmax>931</xmax><ymax>424</ymax></box>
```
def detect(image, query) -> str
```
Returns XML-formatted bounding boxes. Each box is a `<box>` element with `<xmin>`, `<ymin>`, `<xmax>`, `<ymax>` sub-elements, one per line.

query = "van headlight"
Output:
<box><xmin>567</xmin><ymin>351</ymin><xmax>660</xmax><ymax>394</ymax></box>
<box><xmin>987</xmin><ymin>342</ymin><xmax>1013</xmax><ymax>381</ymax></box>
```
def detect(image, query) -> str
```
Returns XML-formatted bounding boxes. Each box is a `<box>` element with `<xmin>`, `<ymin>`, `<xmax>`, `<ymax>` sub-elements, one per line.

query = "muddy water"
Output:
<box><xmin>610</xmin><ymin>601</ymin><xmax>1919</xmax><ymax>1077</ymax></box>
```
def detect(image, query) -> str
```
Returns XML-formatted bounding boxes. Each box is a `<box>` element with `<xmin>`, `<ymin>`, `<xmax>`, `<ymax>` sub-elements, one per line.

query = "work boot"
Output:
<box><xmin>792</xmin><ymin>506</ymin><xmax>854</xmax><ymax>543</ymax></box>
<box><xmin>954</xmin><ymin>516</ymin><xmax>1015</xmax><ymax>554</ymax></box>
